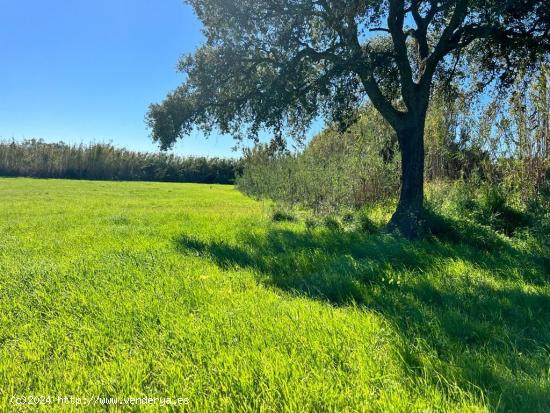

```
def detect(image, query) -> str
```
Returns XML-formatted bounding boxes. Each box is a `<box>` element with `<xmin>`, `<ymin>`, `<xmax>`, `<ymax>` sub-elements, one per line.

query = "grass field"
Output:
<box><xmin>0</xmin><ymin>178</ymin><xmax>548</xmax><ymax>412</ymax></box>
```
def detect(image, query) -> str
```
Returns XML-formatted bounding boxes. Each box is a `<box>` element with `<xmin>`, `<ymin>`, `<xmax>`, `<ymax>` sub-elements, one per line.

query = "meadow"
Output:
<box><xmin>0</xmin><ymin>178</ymin><xmax>548</xmax><ymax>412</ymax></box>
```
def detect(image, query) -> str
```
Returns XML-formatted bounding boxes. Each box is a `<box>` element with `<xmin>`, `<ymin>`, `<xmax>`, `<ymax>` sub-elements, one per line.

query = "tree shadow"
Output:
<box><xmin>175</xmin><ymin>223</ymin><xmax>550</xmax><ymax>411</ymax></box>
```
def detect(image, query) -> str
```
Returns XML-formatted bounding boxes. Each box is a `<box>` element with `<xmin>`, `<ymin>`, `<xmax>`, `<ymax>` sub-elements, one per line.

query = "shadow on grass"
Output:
<box><xmin>175</xmin><ymin>220</ymin><xmax>550</xmax><ymax>411</ymax></box>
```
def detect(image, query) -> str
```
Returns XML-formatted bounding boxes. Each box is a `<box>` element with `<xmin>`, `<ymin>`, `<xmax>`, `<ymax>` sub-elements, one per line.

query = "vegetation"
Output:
<box><xmin>0</xmin><ymin>139</ymin><xmax>239</xmax><ymax>184</ymax></box>
<box><xmin>0</xmin><ymin>178</ymin><xmax>548</xmax><ymax>411</ymax></box>
<box><xmin>237</xmin><ymin>68</ymin><xmax>550</xmax><ymax>218</ymax></box>
<box><xmin>2</xmin><ymin>2</ymin><xmax>549</xmax><ymax>411</ymax></box>
<box><xmin>237</xmin><ymin>104</ymin><xmax>401</xmax><ymax>212</ymax></box>
<box><xmin>147</xmin><ymin>0</ymin><xmax>550</xmax><ymax>237</ymax></box>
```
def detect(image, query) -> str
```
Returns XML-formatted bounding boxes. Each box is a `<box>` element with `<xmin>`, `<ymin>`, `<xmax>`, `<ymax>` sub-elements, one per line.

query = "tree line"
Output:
<box><xmin>0</xmin><ymin>140</ymin><xmax>240</xmax><ymax>184</ymax></box>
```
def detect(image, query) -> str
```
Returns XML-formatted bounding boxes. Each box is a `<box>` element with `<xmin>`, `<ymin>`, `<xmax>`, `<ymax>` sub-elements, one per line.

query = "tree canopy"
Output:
<box><xmin>148</xmin><ymin>0</ymin><xmax>549</xmax><ymax>149</ymax></box>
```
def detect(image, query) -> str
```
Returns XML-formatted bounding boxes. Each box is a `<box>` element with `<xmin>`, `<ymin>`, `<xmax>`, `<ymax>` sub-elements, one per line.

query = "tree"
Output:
<box><xmin>147</xmin><ymin>0</ymin><xmax>549</xmax><ymax>237</ymax></box>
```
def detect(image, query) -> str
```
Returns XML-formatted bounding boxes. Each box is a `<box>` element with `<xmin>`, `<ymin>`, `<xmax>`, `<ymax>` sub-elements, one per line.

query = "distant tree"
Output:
<box><xmin>147</xmin><ymin>0</ymin><xmax>549</xmax><ymax>237</ymax></box>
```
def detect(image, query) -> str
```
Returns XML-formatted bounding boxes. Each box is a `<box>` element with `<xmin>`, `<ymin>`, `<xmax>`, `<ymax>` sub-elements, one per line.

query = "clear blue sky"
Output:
<box><xmin>0</xmin><ymin>0</ymin><xmax>324</xmax><ymax>157</ymax></box>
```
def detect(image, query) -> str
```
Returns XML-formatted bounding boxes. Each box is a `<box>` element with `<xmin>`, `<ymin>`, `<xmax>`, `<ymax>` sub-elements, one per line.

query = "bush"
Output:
<box><xmin>236</xmin><ymin>105</ymin><xmax>401</xmax><ymax>213</ymax></box>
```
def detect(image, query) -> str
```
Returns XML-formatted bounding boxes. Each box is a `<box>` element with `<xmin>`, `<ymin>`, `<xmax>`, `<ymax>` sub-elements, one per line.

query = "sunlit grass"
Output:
<box><xmin>0</xmin><ymin>178</ymin><xmax>548</xmax><ymax>411</ymax></box>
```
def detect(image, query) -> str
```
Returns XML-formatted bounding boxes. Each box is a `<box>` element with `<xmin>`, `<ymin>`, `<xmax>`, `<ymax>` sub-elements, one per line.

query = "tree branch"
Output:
<box><xmin>388</xmin><ymin>0</ymin><xmax>417</xmax><ymax>113</ymax></box>
<box><xmin>410</xmin><ymin>0</ymin><xmax>438</xmax><ymax>59</ymax></box>
<box><xmin>314</xmin><ymin>0</ymin><xmax>405</xmax><ymax>127</ymax></box>
<box><xmin>421</xmin><ymin>0</ymin><xmax>470</xmax><ymax>90</ymax></box>
<box><xmin>357</xmin><ymin>69</ymin><xmax>405</xmax><ymax>129</ymax></box>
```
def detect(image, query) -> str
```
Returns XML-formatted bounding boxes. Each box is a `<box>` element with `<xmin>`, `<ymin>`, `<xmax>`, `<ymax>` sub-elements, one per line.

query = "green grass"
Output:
<box><xmin>0</xmin><ymin>178</ymin><xmax>548</xmax><ymax>412</ymax></box>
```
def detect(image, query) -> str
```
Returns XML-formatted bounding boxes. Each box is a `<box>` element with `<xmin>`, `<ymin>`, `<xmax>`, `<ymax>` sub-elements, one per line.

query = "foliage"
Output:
<box><xmin>473</xmin><ymin>65</ymin><xmax>550</xmax><ymax>202</ymax></box>
<box><xmin>1</xmin><ymin>178</ymin><xmax>548</xmax><ymax>412</ymax></box>
<box><xmin>237</xmin><ymin>104</ymin><xmax>401</xmax><ymax>213</ymax></box>
<box><xmin>238</xmin><ymin>64</ymin><xmax>550</xmax><ymax>223</ymax></box>
<box><xmin>0</xmin><ymin>139</ymin><xmax>240</xmax><ymax>184</ymax></box>
<box><xmin>235</xmin><ymin>96</ymin><xmax>484</xmax><ymax>213</ymax></box>
<box><xmin>147</xmin><ymin>0</ymin><xmax>550</xmax><ymax>149</ymax></box>
<box><xmin>426</xmin><ymin>181</ymin><xmax>539</xmax><ymax>239</ymax></box>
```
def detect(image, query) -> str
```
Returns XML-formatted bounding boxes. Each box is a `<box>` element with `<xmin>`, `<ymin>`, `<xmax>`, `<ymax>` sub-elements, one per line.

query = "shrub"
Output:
<box><xmin>236</xmin><ymin>106</ymin><xmax>401</xmax><ymax>213</ymax></box>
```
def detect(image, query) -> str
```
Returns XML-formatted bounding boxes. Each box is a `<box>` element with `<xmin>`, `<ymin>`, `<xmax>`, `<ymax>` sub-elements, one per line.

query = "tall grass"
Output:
<box><xmin>0</xmin><ymin>139</ymin><xmax>240</xmax><ymax>184</ymax></box>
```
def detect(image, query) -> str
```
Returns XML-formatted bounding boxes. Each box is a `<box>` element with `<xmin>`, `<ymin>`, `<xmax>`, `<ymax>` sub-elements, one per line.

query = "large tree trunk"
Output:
<box><xmin>387</xmin><ymin>119</ymin><xmax>426</xmax><ymax>238</ymax></box>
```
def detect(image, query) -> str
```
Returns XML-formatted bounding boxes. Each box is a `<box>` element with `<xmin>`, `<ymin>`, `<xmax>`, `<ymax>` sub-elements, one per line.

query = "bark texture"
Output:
<box><xmin>387</xmin><ymin>120</ymin><xmax>427</xmax><ymax>238</ymax></box>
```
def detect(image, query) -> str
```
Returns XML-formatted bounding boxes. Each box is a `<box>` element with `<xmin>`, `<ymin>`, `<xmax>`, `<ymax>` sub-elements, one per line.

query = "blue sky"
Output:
<box><xmin>0</xmin><ymin>0</ymin><xmax>322</xmax><ymax>157</ymax></box>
